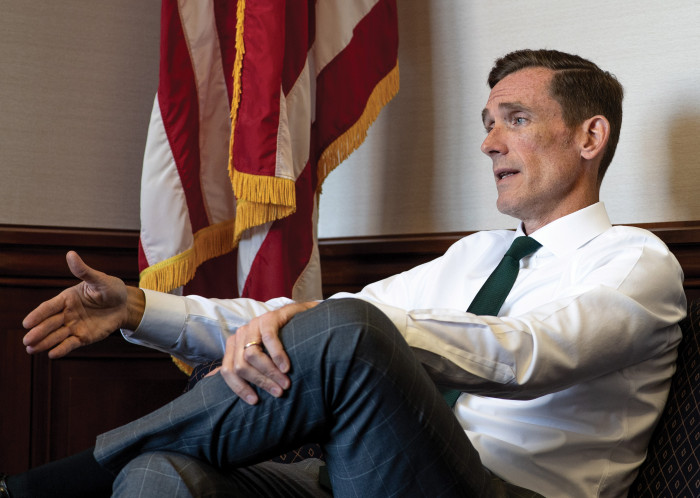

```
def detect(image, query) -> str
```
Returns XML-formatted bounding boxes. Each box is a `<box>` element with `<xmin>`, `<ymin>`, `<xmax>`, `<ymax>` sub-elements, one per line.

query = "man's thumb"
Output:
<box><xmin>65</xmin><ymin>251</ymin><xmax>96</xmax><ymax>282</ymax></box>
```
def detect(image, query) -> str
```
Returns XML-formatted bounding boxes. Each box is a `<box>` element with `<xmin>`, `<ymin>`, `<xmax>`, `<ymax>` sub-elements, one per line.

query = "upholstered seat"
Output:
<box><xmin>628</xmin><ymin>298</ymin><xmax>700</xmax><ymax>497</ymax></box>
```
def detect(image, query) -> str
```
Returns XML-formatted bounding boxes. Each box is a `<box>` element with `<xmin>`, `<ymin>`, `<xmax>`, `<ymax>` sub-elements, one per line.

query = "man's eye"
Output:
<box><xmin>513</xmin><ymin>116</ymin><xmax>527</xmax><ymax>125</ymax></box>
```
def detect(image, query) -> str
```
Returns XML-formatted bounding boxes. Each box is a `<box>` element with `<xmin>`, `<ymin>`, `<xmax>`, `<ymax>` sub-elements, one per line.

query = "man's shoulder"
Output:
<box><xmin>591</xmin><ymin>224</ymin><xmax>682</xmax><ymax>272</ymax></box>
<box><xmin>601</xmin><ymin>224</ymin><xmax>670</xmax><ymax>249</ymax></box>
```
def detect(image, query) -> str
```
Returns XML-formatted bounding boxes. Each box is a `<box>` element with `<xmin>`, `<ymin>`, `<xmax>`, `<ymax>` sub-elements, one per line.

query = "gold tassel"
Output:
<box><xmin>317</xmin><ymin>61</ymin><xmax>400</xmax><ymax>190</ymax></box>
<box><xmin>226</xmin><ymin>0</ymin><xmax>297</xmax><ymax>243</ymax></box>
<box><xmin>139</xmin><ymin>218</ymin><xmax>238</xmax><ymax>293</ymax></box>
<box><xmin>232</xmin><ymin>171</ymin><xmax>297</xmax><ymax>242</ymax></box>
<box><xmin>172</xmin><ymin>357</ymin><xmax>194</xmax><ymax>376</ymax></box>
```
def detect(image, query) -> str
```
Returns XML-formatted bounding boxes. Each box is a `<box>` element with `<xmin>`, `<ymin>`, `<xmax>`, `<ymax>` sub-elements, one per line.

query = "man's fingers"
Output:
<box><xmin>260</xmin><ymin>300</ymin><xmax>317</xmax><ymax>372</ymax></box>
<box><xmin>47</xmin><ymin>335</ymin><xmax>81</xmax><ymax>359</ymax></box>
<box><xmin>238</xmin><ymin>321</ymin><xmax>290</xmax><ymax>392</ymax></box>
<box><xmin>242</xmin><ymin>346</ymin><xmax>290</xmax><ymax>393</ymax></box>
<box><xmin>25</xmin><ymin>323</ymin><xmax>71</xmax><ymax>354</ymax></box>
<box><xmin>22</xmin><ymin>294</ymin><xmax>66</xmax><ymax>330</ymax></box>
<box><xmin>23</xmin><ymin>252</ymin><xmax>90</xmax><ymax>331</ymax></box>
<box><xmin>259</xmin><ymin>329</ymin><xmax>290</xmax><ymax>374</ymax></box>
<box><xmin>219</xmin><ymin>337</ymin><xmax>259</xmax><ymax>405</ymax></box>
<box><xmin>220</xmin><ymin>360</ymin><xmax>260</xmax><ymax>405</ymax></box>
<box><xmin>204</xmin><ymin>366</ymin><xmax>221</xmax><ymax>378</ymax></box>
<box><xmin>23</xmin><ymin>312</ymin><xmax>65</xmax><ymax>348</ymax></box>
<box><xmin>219</xmin><ymin>333</ymin><xmax>291</xmax><ymax>404</ymax></box>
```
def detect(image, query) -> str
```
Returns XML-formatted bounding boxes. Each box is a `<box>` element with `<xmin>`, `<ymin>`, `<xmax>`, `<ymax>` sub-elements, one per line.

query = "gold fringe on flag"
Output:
<box><xmin>139</xmin><ymin>218</ymin><xmax>238</xmax><ymax>293</ymax></box>
<box><xmin>140</xmin><ymin>0</ymin><xmax>248</xmax><ymax>297</ymax></box>
<box><xmin>226</xmin><ymin>0</ymin><xmax>299</xmax><ymax>244</ymax></box>
<box><xmin>172</xmin><ymin>357</ymin><xmax>193</xmax><ymax>376</ymax></box>
<box><xmin>227</xmin><ymin>61</ymin><xmax>400</xmax><ymax>246</ymax></box>
<box><xmin>232</xmin><ymin>172</ymin><xmax>297</xmax><ymax>243</ymax></box>
<box><xmin>317</xmin><ymin>61</ymin><xmax>400</xmax><ymax>191</ymax></box>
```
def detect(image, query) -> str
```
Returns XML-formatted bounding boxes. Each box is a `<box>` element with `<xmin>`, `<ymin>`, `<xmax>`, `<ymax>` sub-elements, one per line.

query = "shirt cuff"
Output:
<box><xmin>121</xmin><ymin>288</ymin><xmax>187</xmax><ymax>349</ymax></box>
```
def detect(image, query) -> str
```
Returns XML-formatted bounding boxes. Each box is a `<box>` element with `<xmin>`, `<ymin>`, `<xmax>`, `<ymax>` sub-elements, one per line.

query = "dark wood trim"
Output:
<box><xmin>0</xmin><ymin>224</ymin><xmax>140</xmax><ymax>283</ymax></box>
<box><xmin>0</xmin><ymin>224</ymin><xmax>138</xmax><ymax>246</ymax></box>
<box><xmin>1</xmin><ymin>220</ymin><xmax>699</xmax><ymax>295</ymax></box>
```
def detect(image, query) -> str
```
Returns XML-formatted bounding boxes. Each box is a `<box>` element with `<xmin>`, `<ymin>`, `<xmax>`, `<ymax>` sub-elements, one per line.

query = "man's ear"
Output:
<box><xmin>580</xmin><ymin>115</ymin><xmax>610</xmax><ymax>161</ymax></box>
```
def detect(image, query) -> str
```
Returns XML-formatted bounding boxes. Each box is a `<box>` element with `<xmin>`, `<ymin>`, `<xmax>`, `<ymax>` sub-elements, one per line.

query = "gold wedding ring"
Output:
<box><xmin>244</xmin><ymin>341</ymin><xmax>262</xmax><ymax>350</ymax></box>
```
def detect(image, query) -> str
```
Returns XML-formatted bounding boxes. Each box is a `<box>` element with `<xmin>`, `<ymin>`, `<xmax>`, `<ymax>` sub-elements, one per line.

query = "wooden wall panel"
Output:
<box><xmin>0</xmin><ymin>325</ymin><xmax>32</xmax><ymax>473</ymax></box>
<box><xmin>46</xmin><ymin>344</ymin><xmax>186</xmax><ymax>461</ymax></box>
<box><xmin>0</xmin><ymin>226</ymin><xmax>185</xmax><ymax>474</ymax></box>
<box><xmin>1</xmin><ymin>222</ymin><xmax>699</xmax><ymax>473</ymax></box>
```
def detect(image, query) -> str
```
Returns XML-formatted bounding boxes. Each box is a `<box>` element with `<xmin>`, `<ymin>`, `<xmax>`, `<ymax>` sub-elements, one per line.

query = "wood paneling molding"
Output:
<box><xmin>0</xmin><ymin>224</ymin><xmax>139</xmax><ymax>284</ymax></box>
<box><xmin>1</xmin><ymin>221</ymin><xmax>699</xmax><ymax>297</ymax></box>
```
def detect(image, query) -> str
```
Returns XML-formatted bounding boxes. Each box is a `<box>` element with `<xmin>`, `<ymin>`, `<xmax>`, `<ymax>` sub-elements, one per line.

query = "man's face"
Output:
<box><xmin>481</xmin><ymin>67</ymin><xmax>591</xmax><ymax>233</ymax></box>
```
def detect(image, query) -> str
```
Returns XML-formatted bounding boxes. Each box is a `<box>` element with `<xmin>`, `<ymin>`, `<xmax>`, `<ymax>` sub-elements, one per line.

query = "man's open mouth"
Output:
<box><xmin>497</xmin><ymin>170</ymin><xmax>518</xmax><ymax>180</ymax></box>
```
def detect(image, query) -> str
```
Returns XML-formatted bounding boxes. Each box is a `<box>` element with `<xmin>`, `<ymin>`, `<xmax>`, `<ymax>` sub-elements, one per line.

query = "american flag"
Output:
<box><xmin>138</xmin><ymin>0</ymin><xmax>399</xmax><ymax>312</ymax></box>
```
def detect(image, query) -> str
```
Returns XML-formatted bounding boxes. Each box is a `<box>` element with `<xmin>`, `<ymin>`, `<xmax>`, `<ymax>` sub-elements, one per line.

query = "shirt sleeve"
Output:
<box><xmin>121</xmin><ymin>289</ymin><xmax>295</xmax><ymax>364</ymax></box>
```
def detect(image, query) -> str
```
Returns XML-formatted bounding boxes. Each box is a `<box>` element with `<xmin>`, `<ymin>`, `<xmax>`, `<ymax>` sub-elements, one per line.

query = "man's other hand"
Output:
<box><xmin>211</xmin><ymin>301</ymin><xmax>319</xmax><ymax>405</ymax></box>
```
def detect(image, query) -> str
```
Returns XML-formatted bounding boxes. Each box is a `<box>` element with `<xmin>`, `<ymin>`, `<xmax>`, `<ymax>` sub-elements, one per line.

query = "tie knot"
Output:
<box><xmin>505</xmin><ymin>236</ymin><xmax>542</xmax><ymax>261</ymax></box>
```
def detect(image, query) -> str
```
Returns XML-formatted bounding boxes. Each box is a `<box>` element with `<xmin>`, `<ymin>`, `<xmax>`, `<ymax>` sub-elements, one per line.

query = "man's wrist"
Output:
<box><xmin>124</xmin><ymin>286</ymin><xmax>146</xmax><ymax>330</ymax></box>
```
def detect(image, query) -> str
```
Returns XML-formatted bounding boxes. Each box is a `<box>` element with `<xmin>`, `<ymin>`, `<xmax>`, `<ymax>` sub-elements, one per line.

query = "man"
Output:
<box><xmin>6</xmin><ymin>49</ymin><xmax>686</xmax><ymax>497</ymax></box>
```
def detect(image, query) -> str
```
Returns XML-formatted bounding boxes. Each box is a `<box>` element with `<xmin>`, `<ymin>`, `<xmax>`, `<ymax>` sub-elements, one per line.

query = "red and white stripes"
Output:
<box><xmin>138</xmin><ymin>0</ymin><xmax>398</xmax><ymax>305</ymax></box>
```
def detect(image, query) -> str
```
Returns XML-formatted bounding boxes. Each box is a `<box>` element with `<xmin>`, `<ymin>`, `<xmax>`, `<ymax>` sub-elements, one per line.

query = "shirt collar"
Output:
<box><xmin>515</xmin><ymin>202</ymin><xmax>612</xmax><ymax>258</ymax></box>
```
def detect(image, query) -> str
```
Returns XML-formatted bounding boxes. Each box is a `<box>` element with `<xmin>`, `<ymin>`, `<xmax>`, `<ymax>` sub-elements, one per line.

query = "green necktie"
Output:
<box><xmin>441</xmin><ymin>236</ymin><xmax>542</xmax><ymax>407</ymax></box>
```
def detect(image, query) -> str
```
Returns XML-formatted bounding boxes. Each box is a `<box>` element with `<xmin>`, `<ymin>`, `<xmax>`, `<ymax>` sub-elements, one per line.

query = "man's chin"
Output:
<box><xmin>495</xmin><ymin>198</ymin><xmax>519</xmax><ymax>219</ymax></box>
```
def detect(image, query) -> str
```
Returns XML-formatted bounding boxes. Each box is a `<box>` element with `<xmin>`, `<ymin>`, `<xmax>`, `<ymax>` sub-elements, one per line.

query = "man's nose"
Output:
<box><xmin>481</xmin><ymin>126</ymin><xmax>507</xmax><ymax>156</ymax></box>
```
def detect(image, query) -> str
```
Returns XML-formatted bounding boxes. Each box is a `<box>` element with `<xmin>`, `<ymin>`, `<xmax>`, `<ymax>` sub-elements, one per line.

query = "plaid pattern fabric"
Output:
<box><xmin>185</xmin><ymin>360</ymin><xmax>325</xmax><ymax>464</ymax></box>
<box><xmin>628</xmin><ymin>298</ymin><xmax>700</xmax><ymax>498</ymax></box>
<box><xmin>97</xmin><ymin>299</ymin><xmax>500</xmax><ymax>496</ymax></box>
<box><xmin>113</xmin><ymin>453</ymin><xmax>331</xmax><ymax>497</ymax></box>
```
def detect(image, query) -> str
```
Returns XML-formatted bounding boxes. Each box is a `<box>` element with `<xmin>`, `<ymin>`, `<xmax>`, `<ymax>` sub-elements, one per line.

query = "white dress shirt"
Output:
<box><xmin>123</xmin><ymin>202</ymin><xmax>686</xmax><ymax>498</ymax></box>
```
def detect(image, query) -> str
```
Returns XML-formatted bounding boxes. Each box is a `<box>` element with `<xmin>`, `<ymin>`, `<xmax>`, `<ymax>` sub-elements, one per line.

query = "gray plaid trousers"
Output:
<box><xmin>95</xmin><ymin>298</ymin><xmax>536</xmax><ymax>497</ymax></box>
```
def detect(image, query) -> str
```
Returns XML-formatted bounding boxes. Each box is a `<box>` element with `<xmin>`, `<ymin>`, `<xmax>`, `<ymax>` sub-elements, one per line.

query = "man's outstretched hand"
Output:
<box><xmin>22</xmin><ymin>251</ymin><xmax>145</xmax><ymax>359</ymax></box>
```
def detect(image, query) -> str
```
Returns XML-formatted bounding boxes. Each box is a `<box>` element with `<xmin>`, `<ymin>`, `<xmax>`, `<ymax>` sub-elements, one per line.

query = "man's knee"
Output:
<box><xmin>314</xmin><ymin>298</ymin><xmax>398</xmax><ymax>333</ymax></box>
<box><xmin>301</xmin><ymin>298</ymin><xmax>402</xmax><ymax>351</ymax></box>
<box><xmin>113</xmin><ymin>452</ymin><xmax>194</xmax><ymax>498</ymax></box>
<box><xmin>316</xmin><ymin>297</ymin><xmax>385</xmax><ymax>319</ymax></box>
<box><xmin>297</xmin><ymin>298</ymin><xmax>408</xmax><ymax>371</ymax></box>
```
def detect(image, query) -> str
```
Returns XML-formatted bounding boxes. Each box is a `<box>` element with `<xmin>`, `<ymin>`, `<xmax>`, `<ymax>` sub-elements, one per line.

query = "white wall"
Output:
<box><xmin>318</xmin><ymin>0</ymin><xmax>700</xmax><ymax>237</ymax></box>
<box><xmin>0</xmin><ymin>1</ymin><xmax>159</xmax><ymax>230</ymax></box>
<box><xmin>1</xmin><ymin>1</ymin><xmax>699</xmax><ymax>236</ymax></box>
